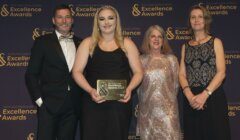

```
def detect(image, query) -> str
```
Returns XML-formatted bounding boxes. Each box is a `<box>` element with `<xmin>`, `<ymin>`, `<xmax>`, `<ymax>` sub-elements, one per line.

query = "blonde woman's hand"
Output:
<box><xmin>89</xmin><ymin>88</ymin><xmax>105</xmax><ymax>103</ymax></box>
<box><xmin>119</xmin><ymin>88</ymin><xmax>132</xmax><ymax>103</ymax></box>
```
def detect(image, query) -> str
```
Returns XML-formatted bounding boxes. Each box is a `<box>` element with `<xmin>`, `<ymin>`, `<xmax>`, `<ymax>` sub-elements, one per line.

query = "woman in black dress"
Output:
<box><xmin>179</xmin><ymin>5</ymin><xmax>231</xmax><ymax>140</ymax></box>
<box><xmin>72</xmin><ymin>5</ymin><xmax>143</xmax><ymax>140</ymax></box>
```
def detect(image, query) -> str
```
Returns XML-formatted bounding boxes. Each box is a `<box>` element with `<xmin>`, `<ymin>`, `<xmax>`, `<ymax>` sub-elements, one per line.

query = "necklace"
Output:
<box><xmin>193</xmin><ymin>35</ymin><xmax>209</xmax><ymax>45</ymax></box>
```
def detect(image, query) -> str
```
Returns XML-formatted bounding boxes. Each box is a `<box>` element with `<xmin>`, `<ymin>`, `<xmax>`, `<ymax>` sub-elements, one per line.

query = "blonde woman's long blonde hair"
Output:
<box><xmin>141</xmin><ymin>25</ymin><xmax>172</xmax><ymax>55</ymax></box>
<box><xmin>90</xmin><ymin>5</ymin><xmax>124</xmax><ymax>55</ymax></box>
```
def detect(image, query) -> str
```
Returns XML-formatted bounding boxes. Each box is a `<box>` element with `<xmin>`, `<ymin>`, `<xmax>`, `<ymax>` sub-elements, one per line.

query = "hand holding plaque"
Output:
<box><xmin>97</xmin><ymin>80</ymin><xmax>127</xmax><ymax>100</ymax></box>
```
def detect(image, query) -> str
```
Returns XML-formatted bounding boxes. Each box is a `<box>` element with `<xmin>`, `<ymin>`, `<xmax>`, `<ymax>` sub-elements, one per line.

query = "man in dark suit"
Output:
<box><xmin>25</xmin><ymin>4</ymin><xmax>81</xmax><ymax>140</ymax></box>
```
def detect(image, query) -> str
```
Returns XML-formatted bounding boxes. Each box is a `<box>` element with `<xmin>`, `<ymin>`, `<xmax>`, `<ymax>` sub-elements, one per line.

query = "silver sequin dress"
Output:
<box><xmin>137</xmin><ymin>54</ymin><xmax>182</xmax><ymax>140</ymax></box>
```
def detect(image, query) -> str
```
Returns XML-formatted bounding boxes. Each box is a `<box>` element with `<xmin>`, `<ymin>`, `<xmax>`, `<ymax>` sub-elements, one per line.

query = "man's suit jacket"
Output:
<box><xmin>25</xmin><ymin>32</ymin><xmax>82</xmax><ymax>114</ymax></box>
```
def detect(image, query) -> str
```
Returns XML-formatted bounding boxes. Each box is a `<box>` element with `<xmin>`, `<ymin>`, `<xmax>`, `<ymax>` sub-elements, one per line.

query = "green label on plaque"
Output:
<box><xmin>97</xmin><ymin>80</ymin><xmax>127</xmax><ymax>100</ymax></box>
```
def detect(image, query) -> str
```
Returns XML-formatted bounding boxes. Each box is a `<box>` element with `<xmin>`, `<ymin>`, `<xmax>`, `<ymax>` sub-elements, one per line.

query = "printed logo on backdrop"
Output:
<box><xmin>0</xmin><ymin>52</ymin><xmax>30</xmax><ymax>67</ymax></box>
<box><xmin>228</xmin><ymin>103</ymin><xmax>240</xmax><ymax>117</ymax></box>
<box><xmin>0</xmin><ymin>4</ymin><xmax>42</xmax><ymax>17</ymax></box>
<box><xmin>199</xmin><ymin>2</ymin><xmax>238</xmax><ymax>16</ymax></box>
<box><xmin>132</xmin><ymin>3</ymin><xmax>173</xmax><ymax>17</ymax></box>
<box><xmin>68</xmin><ymin>4</ymin><xmax>101</xmax><ymax>17</ymax></box>
<box><xmin>0</xmin><ymin>4</ymin><xmax>9</xmax><ymax>17</ymax></box>
<box><xmin>225</xmin><ymin>51</ymin><xmax>240</xmax><ymax>65</ymax></box>
<box><xmin>128</xmin><ymin>133</ymin><xmax>140</xmax><ymax>140</ymax></box>
<box><xmin>134</xmin><ymin>104</ymin><xmax>139</xmax><ymax>117</ymax></box>
<box><xmin>166</xmin><ymin>27</ymin><xmax>191</xmax><ymax>40</ymax></box>
<box><xmin>127</xmin><ymin>105</ymin><xmax>140</xmax><ymax>140</ymax></box>
<box><xmin>122</xmin><ymin>28</ymin><xmax>141</xmax><ymax>39</ymax></box>
<box><xmin>68</xmin><ymin>4</ymin><xmax>76</xmax><ymax>16</ymax></box>
<box><xmin>32</xmin><ymin>28</ymin><xmax>53</xmax><ymax>40</ymax></box>
<box><xmin>0</xmin><ymin>105</ymin><xmax>37</xmax><ymax>121</ymax></box>
<box><xmin>0</xmin><ymin>53</ymin><xmax>7</xmax><ymax>67</ymax></box>
<box><xmin>27</xmin><ymin>133</ymin><xmax>35</xmax><ymax>140</ymax></box>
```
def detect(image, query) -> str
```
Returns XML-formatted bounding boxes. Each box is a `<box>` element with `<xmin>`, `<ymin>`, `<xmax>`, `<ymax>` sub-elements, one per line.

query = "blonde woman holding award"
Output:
<box><xmin>72</xmin><ymin>5</ymin><xmax>143</xmax><ymax>140</ymax></box>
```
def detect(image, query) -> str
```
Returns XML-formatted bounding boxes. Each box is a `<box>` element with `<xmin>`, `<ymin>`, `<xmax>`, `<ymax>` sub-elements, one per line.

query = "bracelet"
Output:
<box><xmin>182</xmin><ymin>86</ymin><xmax>190</xmax><ymax>92</ymax></box>
<box><xmin>204</xmin><ymin>88</ymin><xmax>212</xmax><ymax>96</ymax></box>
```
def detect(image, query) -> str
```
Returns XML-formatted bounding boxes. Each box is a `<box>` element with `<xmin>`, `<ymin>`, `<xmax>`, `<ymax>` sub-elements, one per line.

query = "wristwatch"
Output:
<box><xmin>205</xmin><ymin>88</ymin><xmax>212</xmax><ymax>96</ymax></box>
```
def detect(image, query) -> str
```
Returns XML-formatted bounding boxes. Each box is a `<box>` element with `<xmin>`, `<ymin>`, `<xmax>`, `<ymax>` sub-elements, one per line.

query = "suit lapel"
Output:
<box><xmin>51</xmin><ymin>32</ymin><xmax>68</xmax><ymax>67</ymax></box>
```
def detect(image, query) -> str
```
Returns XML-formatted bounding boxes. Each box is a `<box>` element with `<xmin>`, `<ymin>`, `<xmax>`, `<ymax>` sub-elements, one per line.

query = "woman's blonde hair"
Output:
<box><xmin>90</xmin><ymin>5</ymin><xmax>124</xmax><ymax>55</ymax></box>
<box><xmin>188</xmin><ymin>5</ymin><xmax>212</xmax><ymax>36</ymax></box>
<box><xmin>141</xmin><ymin>25</ymin><xmax>172</xmax><ymax>54</ymax></box>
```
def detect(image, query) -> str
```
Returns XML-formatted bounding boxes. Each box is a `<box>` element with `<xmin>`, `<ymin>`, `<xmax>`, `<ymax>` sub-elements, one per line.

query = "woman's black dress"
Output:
<box><xmin>80</xmin><ymin>45</ymin><xmax>132</xmax><ymax>140</ymax></box>
<box><xmin>183</xmin><ymin>37</ymin><xmax>231</xmax><ymax>140</ymax></box>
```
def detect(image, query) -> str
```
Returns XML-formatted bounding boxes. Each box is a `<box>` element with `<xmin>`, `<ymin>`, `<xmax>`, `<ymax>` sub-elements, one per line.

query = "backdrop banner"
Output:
<box><xmin>0</xmin><ymin>0</ymin><xmax>239</xmax><ymax>140</ymax></box>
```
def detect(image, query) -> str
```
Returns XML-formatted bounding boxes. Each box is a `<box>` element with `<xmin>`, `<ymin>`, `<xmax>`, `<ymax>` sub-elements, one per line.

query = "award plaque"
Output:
<box><xmin>97</xmin><ymin>79</ymin><xmax>127</xmax><ymax>100</ymax></box>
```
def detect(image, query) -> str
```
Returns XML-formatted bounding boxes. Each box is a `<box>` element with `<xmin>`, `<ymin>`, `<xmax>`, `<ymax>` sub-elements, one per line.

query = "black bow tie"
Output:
<box><xmin>59</xmin><ymin>34</ymin><xmax>73</xmax><ymax>41</ymax></box>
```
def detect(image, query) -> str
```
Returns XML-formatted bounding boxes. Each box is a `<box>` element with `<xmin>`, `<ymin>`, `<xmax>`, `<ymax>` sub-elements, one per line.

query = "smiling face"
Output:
<box><xmin>98</xmin><ymin>9</ymin><xmax>117</xmax><ymax>35</ymax></box>
<box><xmin>52</xmin><ymin>9</ymin><xmax>73</xmax><ymax>35</ymax></box>
<box><xmin>149</xmin><ymin>29</ymin><xmax>163</xmax><ymax>52</ymax></box>
<box><xmin>190</xmin><ymin>9</ymin><xmax>205</xmax><ymax>32</ymax></box>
